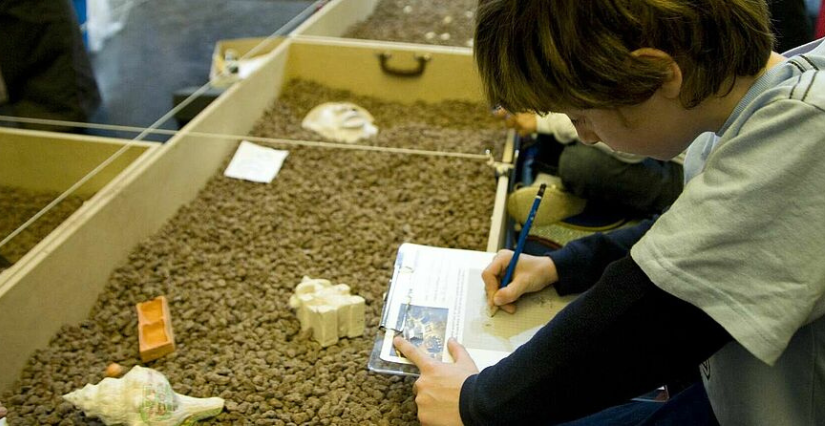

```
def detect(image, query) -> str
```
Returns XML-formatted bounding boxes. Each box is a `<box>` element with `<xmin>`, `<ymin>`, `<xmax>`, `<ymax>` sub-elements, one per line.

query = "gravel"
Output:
<box><xmin>1</xmin><ymin>80</ymin><xmax>506</xmax><ymax>425</ymax></box>
<box><xmin>0</xmin><ymin>187</ymin><xmax>85</xmax><ymax>274</ymax></box>
<box><xmin>255</xmin><ymin>80</ymin><xmax>503</xmax><ymax>157</ymax></box>
<box><xmin>342</xmin><ymin>0</ymin><xmax>478</xmax><ymax>48</ymax></box>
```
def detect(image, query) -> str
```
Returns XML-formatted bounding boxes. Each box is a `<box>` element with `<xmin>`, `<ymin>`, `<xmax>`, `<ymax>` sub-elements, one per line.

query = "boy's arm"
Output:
<box><xmin>548</xmin><ymin>218</ymin><xmax>655</xmax><ymax>295</ymax></box>
<box><xmin>460</xmin><ymin>256</ymin><xmax>732</xmax><ymax>425</ymax></box>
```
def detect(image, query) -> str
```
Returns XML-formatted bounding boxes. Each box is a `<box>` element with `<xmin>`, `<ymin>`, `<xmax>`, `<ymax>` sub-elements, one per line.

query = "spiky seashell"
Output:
<box><xmin>63</xmin><ymin>366</ymin><xmax>224</xmax><ymax>426</ymax></box>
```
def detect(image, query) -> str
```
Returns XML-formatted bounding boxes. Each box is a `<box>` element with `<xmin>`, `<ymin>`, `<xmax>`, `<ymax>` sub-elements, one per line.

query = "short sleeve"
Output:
<box><xmin>631</xmin><ymin>98</ymin><xmax>825</xmax><ymax>365</ymax></box>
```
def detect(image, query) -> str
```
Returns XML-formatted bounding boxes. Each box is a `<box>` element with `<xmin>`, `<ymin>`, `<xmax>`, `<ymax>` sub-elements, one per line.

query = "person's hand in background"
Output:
<box><xmin>492</xmin><ymin>108</ymin><xmax>538</xmax><ymax>137</ymax></box>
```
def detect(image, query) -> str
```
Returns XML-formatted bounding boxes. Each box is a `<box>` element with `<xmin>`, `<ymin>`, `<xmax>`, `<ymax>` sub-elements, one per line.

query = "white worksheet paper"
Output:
<box><xmin>223</xmin><ymin>140</ymin><xmax>289</xmax><ymax>183</ymax></box>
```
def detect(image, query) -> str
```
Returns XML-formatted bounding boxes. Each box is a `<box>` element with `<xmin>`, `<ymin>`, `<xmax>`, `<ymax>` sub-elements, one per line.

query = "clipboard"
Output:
<box><xmin>368</xmin><ymin>243</ymin><xmax>577</xmax><ymax>376</ymax></box>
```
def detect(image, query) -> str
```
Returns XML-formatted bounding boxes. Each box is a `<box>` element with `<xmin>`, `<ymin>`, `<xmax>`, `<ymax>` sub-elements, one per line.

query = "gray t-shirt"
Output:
<box><xmin>632</xmin><ymin>39</ymin><xmax>825</xmax><ymax>425</ymax></box>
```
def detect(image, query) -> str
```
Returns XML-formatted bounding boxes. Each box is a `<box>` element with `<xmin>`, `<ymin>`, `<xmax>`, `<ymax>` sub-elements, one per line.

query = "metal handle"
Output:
<box><xmin>377</xmin><ymin>52</ymin><xmax>431</xmax><ymax>77</ymax></box>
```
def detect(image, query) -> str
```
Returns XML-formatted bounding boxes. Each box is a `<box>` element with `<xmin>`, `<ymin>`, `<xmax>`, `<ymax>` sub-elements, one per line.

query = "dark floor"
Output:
<box><xmin>88</xmin><ymin>0</ymin><xmax>315</xmax><ymax>141</ymax></box>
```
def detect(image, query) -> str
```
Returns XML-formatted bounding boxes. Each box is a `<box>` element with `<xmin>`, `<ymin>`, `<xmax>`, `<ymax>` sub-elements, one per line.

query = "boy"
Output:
<box><xmin>393</xmin><ymin>1</ymin><xmax>825</xmax><ymax>425</ymax></box>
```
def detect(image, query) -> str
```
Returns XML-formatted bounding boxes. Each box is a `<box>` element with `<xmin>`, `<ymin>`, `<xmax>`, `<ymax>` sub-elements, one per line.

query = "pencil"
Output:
<box><xmin>489</xmin><ymin>183</ymin><xmax>547</xmax><ymax>317</ymax></box>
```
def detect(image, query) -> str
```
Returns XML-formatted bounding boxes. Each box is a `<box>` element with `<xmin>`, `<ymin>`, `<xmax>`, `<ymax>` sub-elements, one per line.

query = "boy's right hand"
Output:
<box><xmin>482</xmin><ymin>250</ymin><xmax>559</xmax><ymax>314</ymax></box>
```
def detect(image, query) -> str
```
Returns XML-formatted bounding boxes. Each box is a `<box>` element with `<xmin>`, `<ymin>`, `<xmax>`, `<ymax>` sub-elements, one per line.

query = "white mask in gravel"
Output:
<box><xmin>302</xmin><ymin>102</ymin><xmax>379</xmax><ymax>144</ymax></box>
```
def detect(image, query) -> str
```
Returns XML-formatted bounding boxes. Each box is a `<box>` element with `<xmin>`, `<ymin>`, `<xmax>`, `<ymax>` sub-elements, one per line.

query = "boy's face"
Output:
<box><xmin>562</xmin><ymin>96</ymin><xmax>700</xmax><ymax>161</ymax></box>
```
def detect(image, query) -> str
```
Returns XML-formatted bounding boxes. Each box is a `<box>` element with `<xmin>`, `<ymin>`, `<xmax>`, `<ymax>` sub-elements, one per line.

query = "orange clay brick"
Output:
<box><xmin>136</xmin><ymin>296</ymin><xmax>176</xmax><ymax>363</ymax></box>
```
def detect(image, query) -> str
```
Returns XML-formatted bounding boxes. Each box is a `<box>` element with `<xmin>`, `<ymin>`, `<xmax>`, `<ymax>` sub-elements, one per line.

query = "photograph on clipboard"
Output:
<box><xmin>381</xmin><ymin>304</ymin><xmax>450</xmax><ymax>365</ymax></box>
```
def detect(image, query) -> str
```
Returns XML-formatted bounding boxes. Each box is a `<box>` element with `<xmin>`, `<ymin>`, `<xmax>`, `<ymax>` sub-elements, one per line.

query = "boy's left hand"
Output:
<box><xmin>393</xmin><ymin>336</ymin><xmax>479</xmax><ymax>426</ymax></box>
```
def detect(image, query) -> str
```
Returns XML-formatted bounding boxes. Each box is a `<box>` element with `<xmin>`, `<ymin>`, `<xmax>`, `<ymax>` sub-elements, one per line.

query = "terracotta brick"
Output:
<box><xmin>136</xmin><ymin>296</ymin><xmax>176</xmax><ymax>362</ymax></box>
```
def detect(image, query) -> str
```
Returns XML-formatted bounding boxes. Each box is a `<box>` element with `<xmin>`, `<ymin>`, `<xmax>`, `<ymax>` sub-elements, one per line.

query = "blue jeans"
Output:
<box><xmin>559</xmin><ymin>383</ymin><xmax>718</xmax><ymax>426</ymax></box>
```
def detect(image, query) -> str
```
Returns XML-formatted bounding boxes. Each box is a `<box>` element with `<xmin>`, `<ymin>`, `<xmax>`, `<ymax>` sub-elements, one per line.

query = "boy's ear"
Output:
<box><xmin>630</xmin><ymin>48</ymin><xmax>683</xmax><ymax>100</ymax></box>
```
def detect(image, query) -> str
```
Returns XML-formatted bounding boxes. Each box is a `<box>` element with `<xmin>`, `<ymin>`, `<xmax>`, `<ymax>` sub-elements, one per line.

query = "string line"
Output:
<box><xmin>0</xmin><ymin>115</ymin><xmax>490</xmax><ymax>160</ymax></box>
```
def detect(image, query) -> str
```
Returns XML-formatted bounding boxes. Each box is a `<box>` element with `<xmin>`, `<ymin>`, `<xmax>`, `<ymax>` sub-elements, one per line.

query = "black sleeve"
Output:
<box><xmin>548</xmin><ymin>218</ymin><xmax>655</xmax><ymax>296</ymax></box>
<box><xmin>459</xmin><ymin>256</ymin><xmax>732</xmax><ymax>425</ymax></box>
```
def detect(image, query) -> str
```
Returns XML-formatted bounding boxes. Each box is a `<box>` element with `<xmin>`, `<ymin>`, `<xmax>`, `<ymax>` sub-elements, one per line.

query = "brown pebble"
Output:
<box><xmin>344</xmin><ymin>0</ymin><xmax>478</xmax><ymax>47</ymax></box>
<box><xmin>2</xmin><ymin>75</ymin><xmax>504</xmax><ymax>425</ymax></box>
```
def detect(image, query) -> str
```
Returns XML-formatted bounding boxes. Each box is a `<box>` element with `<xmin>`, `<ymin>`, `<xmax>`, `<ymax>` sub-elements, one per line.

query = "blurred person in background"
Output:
<box><xmin>0</xmin><ymin>0</ymin><xmax>101</xmax><ymax>131</ymax></box>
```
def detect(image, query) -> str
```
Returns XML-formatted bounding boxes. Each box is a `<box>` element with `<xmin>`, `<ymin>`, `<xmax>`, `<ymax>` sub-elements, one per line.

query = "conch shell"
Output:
<box><xmin>63</xmin><ymin>366</ymin><xmax>224</xmax><ymax>426</ymax></box>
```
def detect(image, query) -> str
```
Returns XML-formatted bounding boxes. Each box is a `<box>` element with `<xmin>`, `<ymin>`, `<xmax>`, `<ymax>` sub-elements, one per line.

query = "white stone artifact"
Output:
<box><xmin>301</xmin><ymin>102</ymin><xmax>378</xmax><ymax>144</ymax></box>
<box><xmin>289</xmin><ymin>276</ymin><xmax>366</xmax><ymax>347</ymax></box>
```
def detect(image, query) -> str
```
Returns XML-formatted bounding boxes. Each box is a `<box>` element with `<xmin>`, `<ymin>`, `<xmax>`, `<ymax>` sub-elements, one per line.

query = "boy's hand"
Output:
<box><xmin>393</xmin><ymin>336</ymin><xmax>478</xmax><ymax>426</ymax></box>
<box><xmin>492</xmin><ymin>108</ymin><xmax>538</xmax><ymax>137</ymax></box>
<box><xmin>483</xmin><ymin>250</ymin><xmax>558</xmax><ymax>314</ymax></box>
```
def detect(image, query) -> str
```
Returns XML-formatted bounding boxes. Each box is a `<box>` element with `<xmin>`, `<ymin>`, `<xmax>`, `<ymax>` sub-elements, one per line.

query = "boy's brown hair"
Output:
<box><xmin>475</xmin><ymin>0</ymin><xmax>774</xmax><ymax>113</ymax></box>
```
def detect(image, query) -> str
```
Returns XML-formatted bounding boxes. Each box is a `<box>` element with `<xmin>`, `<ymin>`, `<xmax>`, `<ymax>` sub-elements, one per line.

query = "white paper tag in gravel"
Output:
<box><xmin>224</xmin><ymin>141</ymin><xmax>288</xmax><ymax>183</ymax></box>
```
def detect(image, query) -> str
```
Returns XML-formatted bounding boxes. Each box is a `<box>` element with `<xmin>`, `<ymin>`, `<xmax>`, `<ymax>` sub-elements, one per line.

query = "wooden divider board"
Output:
<box><xmin>285</xmin><ymin>37</ymin><xmax>482</xmax><ymax>103</ymax></box>
<box><xmin>0</xmin><ymin>37</ymin><xmax>510</xmax><ymax>391</ymax></box>
<box><xmin>487</xmin><ymin>130</ymin><xmax>515</xmax><ymax>253</ymax></box>
<box><xmin>0</xmin><ymin>128</ymin><xmax>152</xmax><ymax>197</ymax></box>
